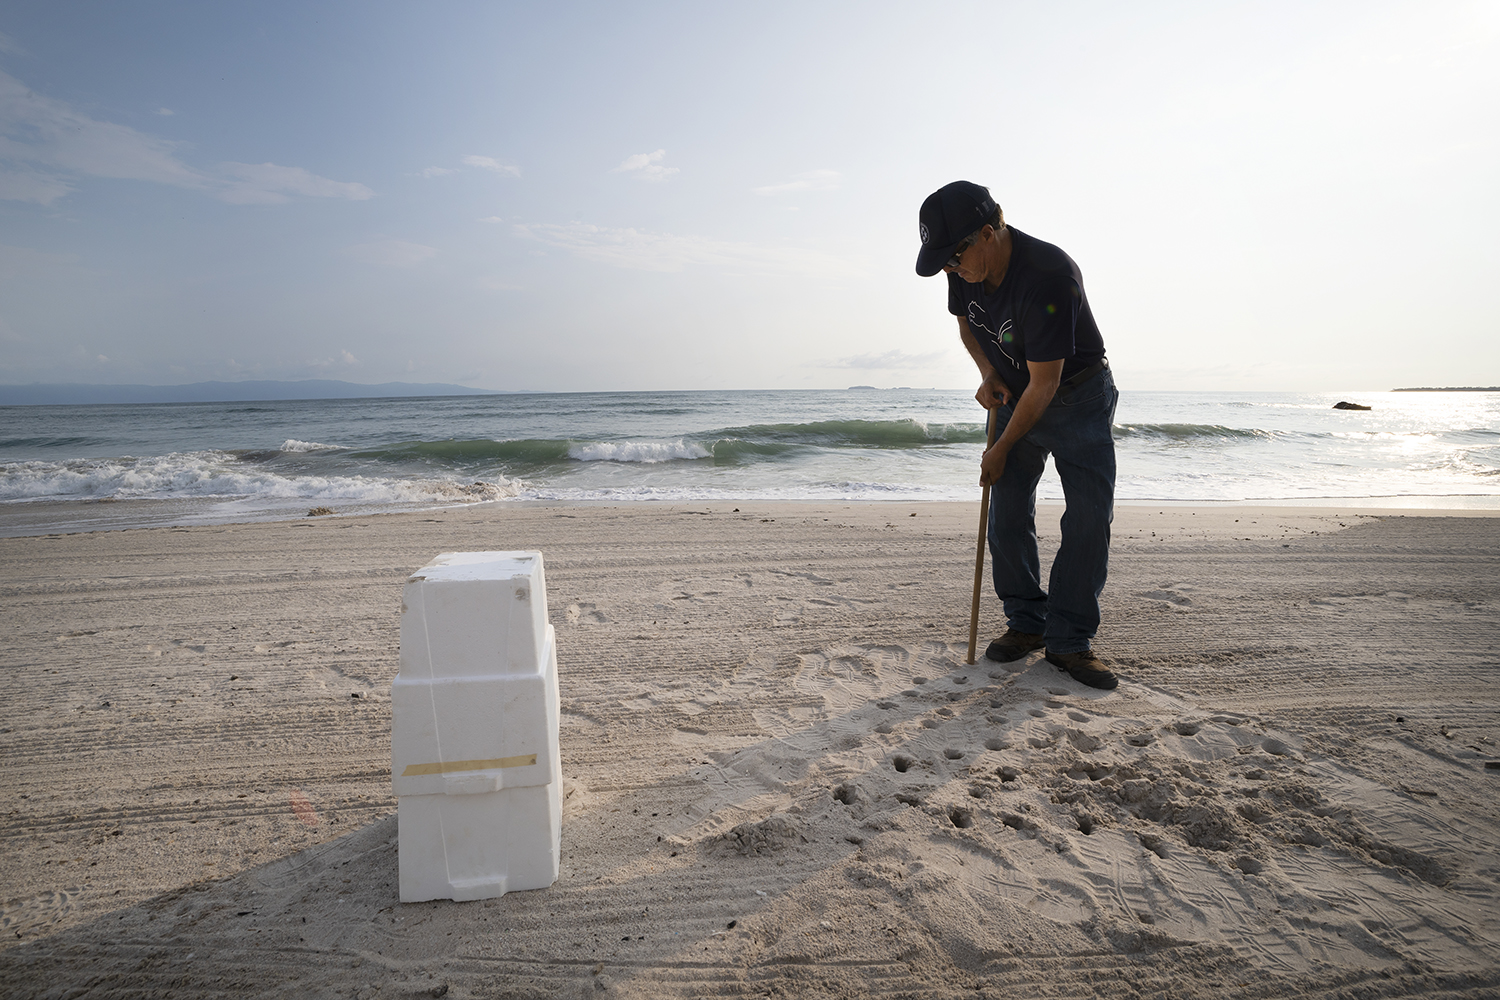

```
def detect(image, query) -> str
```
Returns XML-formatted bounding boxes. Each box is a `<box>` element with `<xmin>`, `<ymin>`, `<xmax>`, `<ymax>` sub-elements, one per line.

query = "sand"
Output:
<box><xmin>1</xmin><ymin>501</ymin><xmax>1498</xmax><ymax>999</ymax></box>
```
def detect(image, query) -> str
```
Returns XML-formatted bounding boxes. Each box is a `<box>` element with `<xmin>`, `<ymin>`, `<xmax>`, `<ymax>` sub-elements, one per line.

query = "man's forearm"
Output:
<box><xmin>958</xmin><ymin>319</ymin><xmax>996</xmax><ymax>380</ymax></box>
<box><xmin>994</xmin><ymin>378</ymin><xmax>1057</xmax><ymax>451</ymax></box>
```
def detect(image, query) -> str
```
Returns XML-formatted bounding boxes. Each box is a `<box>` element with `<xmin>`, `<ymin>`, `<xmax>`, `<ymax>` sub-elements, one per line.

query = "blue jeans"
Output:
<box><xmin>987</xmin><ymin>367</ymin><xmax>1118</xmax><ymax>654</ymax></box>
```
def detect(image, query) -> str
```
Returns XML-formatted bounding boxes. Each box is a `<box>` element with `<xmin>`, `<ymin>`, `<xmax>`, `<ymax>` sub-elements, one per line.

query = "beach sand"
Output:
<box><xmin>2</xmin><ymin>501</ymin><xmax>1498</xmax><ymax>998</ymax></box>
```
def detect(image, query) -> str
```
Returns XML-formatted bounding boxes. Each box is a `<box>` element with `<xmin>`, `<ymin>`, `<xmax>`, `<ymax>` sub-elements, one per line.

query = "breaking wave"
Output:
<box><xmin>0</xmin><ymin>451</ymin><xmax>521</xmax><ymax>504</ymax></box>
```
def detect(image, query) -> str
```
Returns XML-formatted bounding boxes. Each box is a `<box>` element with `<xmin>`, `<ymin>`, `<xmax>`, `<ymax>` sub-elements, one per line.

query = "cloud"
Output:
<box><xmin>341</xmin><ymin>238</ymin><xmax>438</xmax><ymax>268</ymax></box>
<box><xmin>824</xmin><ymin>349</ymin><xmax>948</xmax><ymax>370</ymax></box>
<box><xmin>0</xmin><ymin>170</ymin><xmax>74</xmax><ymax>205</ymax></box>
<box><xmin>461</xmin><ymin>155</ymin><xmax>521</xmax><ymax>177</ymax></box>
<box><xmin>0</xmin><ymin>70</ymin><xmax>372</xmax><ymax>205</ymax></box>
<box><xmin>308</xmin><ymin>349</ymin><xmax>360</xmax><ymax>370</ymax></box>
<box><xmin>753</xmin><ymin>169</ymin><xmax>841</xmax><ymax>196</ymax></box>
<box><xmin>479</xmin><ymin>215</ymin><xmax>504</xmax><ymax>223</ymax></box>
<box><xmin>612</xmin><ymin>149</ymin><xmax>678</xmax><ymax>182</ymax></box>
<box><xmin>421</xmin><ymin>166</ymin><xmax>458</xmax><ymax>178</ymax></box>
<box><xmin>512</xmin><ymin>221</ymin><xmax>862</xmax><ymax>277</ymax></box>
<box><xmin>219</xmin><ymin>162</ymin><xmax>373</xmax><ymax>204</ymax></box>
<box><xmin>154</xmin><ymin>107</ymin><xmax>175</xmax><ymax>117</ymax></box>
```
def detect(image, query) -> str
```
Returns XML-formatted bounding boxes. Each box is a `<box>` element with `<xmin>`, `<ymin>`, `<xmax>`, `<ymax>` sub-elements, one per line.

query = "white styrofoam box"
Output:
<box><xmin>391</xmin><ymin>625</ymin><xmax>560</xmax><ymax>798</ymax></box>
<box><xmin>394</xmin><ymin>630</ymin><xmax>562</xmax><ymax>902</ymax></box>
<box><xmin>399</xmin><ymin>551</ymin><xmax>550</xmax><ymax>680</ymax></box>
<box><xmin>398</xmin><ymin>783</ymin><xmax>561</xmax><ymax>901</ymax></box>
<box><xmin>393</xmin><ymin>550</ymin><xmax>562</xmax><ymax>904</ymax></box>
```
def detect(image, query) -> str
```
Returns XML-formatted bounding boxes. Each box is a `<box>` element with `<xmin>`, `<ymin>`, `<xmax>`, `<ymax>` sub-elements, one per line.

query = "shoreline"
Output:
<box><xmin>2</xmin><ymin>493</ymin><xmax>1498</xmax><ymax>540</ymax></box>
<box><xmin>2</xmin><ymin>501</ymin><xmax>1497</xmax><ymax>996</ymax></box>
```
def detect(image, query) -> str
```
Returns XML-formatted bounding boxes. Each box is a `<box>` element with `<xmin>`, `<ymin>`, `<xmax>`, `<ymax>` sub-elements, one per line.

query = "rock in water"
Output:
<box><xmin>1333</xmin><ymin>401</ymin><xmax>1371</xmax><ymax>410</ymax></box>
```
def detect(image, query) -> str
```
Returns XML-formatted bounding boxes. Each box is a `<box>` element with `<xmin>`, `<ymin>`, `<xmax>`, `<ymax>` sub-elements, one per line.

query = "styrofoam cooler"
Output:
<box><xmin>391</xmin><ymin>551</ymin><xmax>561</xmax><ymax>902</ymax></box>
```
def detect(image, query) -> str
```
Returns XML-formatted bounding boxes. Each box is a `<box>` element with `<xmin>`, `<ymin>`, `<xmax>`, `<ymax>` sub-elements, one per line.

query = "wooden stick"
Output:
<box><xmin>967</xmin><ymin>407</ymin><xmax>1000</xmax><ymax>664</ymax></box>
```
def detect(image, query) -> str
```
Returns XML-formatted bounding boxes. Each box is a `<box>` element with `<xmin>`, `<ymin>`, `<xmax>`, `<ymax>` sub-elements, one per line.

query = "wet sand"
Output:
<box><xmin>2</xmin><ymin>501</ymin><xmax>1498</xmax><ymax>998</ymax></box>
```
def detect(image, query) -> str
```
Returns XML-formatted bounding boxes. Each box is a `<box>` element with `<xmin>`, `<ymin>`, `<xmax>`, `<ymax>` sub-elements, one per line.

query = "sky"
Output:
<box><xmin>1</xmin><ymin>1</ymin><xmax>1497</xmax><ymax>393</ymax></box>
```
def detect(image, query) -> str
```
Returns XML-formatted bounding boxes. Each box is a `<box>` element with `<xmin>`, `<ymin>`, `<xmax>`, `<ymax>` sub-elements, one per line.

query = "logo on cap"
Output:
<box><xmin>919</xmin><ymin>223</ymin><xmax>929</xmax><ymax>245</ymax></box>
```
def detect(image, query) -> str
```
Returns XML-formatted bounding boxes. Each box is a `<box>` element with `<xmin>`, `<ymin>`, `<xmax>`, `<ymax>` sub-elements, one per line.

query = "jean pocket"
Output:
<box><xmin>1058</xmin><ymin>379</ymin><xmax>1107</xmax><ymax>407</ymax></box>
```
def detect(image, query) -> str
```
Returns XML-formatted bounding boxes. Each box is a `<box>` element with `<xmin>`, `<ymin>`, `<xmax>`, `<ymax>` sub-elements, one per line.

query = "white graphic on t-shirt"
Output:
<box><xmin>966</xmin><ymin>302</ymin><xmax>1021</xmax><ymax>371</ymax></box>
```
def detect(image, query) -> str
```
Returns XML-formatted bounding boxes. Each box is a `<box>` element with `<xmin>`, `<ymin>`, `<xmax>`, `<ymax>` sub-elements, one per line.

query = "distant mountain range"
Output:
<box><xmin>1391</xmin><ymin>386</ymin><xmax>1500</xmax><ymax>392</ymax></box>
<box><xmin>0</xmin><ymin>380</ymin><xmax>510</xmax><ymax>405</ymax></box>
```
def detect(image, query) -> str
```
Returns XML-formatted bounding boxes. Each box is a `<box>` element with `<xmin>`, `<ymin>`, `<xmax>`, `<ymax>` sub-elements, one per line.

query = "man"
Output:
<box><xmin>916</xmin><ymin>180</ymin><xmax>1119</xmax><ymax>690</ymax></box>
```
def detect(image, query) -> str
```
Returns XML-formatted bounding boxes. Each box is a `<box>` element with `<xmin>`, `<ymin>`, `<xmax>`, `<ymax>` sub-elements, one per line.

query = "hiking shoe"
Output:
<box><xmin>1045</xmin><ymin>649</ymin><xmax>1119</xmax><ymax>690</ymax></box>
<box><xmin>985</xmin><ymin>629</ymin><xmax>1045</xmax><ymax>663</ymax></box>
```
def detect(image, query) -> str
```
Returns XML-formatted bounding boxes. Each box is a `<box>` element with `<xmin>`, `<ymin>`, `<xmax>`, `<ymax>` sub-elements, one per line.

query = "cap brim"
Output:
<box><xmin>915</xmin><ymin>240</ymin><xmax>958</xmax><ymax>278</ymax></box>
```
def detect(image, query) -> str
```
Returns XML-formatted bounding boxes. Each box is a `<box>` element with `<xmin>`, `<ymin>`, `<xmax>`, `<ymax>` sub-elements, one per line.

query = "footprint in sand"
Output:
<box><xmin>565</xmin><ymin>602</ymin><xmax>609</xmax><ymax>624</ymax></box>
<box><xmin>0</xmin><ymin>888</ymin><xmax>82</xmax><ymax>937</ymax></box>
<box><xmin>1141</xmin><ymin>583</ymin><xmax>1197</xmax><ymax>610</ymax></box>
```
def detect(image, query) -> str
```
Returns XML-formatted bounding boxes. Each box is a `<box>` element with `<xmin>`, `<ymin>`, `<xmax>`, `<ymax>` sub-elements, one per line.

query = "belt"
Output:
<box><xmin>1062</xmin><ymin>356</ymin><xmax>1108</xmax><ymax>387</ymax></box>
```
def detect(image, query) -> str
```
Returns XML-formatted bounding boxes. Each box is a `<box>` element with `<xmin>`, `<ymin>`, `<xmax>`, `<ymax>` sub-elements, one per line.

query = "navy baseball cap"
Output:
<box><xmin>915</xmin><ymin>181</ymin><xmax>998</xmax><ymax>277</ymax></box>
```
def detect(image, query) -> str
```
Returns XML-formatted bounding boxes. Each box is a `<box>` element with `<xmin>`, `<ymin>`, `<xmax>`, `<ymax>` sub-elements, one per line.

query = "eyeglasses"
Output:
<box><xmin>946</xmin><ymin>232</ymin><xmax>979</xmax><ymax>270</ymax></box>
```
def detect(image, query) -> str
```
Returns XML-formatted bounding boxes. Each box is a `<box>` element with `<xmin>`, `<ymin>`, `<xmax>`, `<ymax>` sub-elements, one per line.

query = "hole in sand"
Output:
<box><xmin>920</xmin><ymin>719</ymin><xmax>939</xmax><ymax>729</ymax></box>
<box><xmin>948</xmin><ymin>807</ymin><xmax>974</xmax><ymax>829</ymax></box>
<box><xmin>1028</xmin><ymin>709</ymin><xmax>1046</xmax><ymax>718</ymax></box>
<box><xmin>984</xmin><ymin>738</ymin><xmax>1007</xmax><ymax>751</ymax></box>
<box><xmin>912</xmin><ymin>676</ymin><xmax>928</xmax><ymax>685</ymax></box>
<box><xmin>892</xmin><ymin>755</ymin><xmax>914</xmax><ymax>773</ymax></box>
<box><xmin>874</xmin><ymin>723</ymin><xmax>895</xmax><ymax>735</ymax></box>
<box><xmin>944</xmin><ymin>748</ymin><xmax>964</xmax><ymax>760</ymax></box>
<box><xmin>969</xmin><ymin>785</ymin><xmax>986</xmax><ymax>799</ymax></box>
<box><xmin>895</xmin><ymin>793</ymin><xmax>921</xmax><ymax>808</ymax></box>
<box><xmin>997</xmin><ymin>766</ymin><xmax>1021</xmax><ymax>783</ymax></box>
<box><xmin>876</xmin><ymin>701</ymin><xmax>898</xmax><ymax>710</ymax></box>
<box><xmin>832</xmin><ymin>784</ymin><xmax>856</xmax><ymax>805</ymax></box>
<box><xmin>1077</xmin><ymin>816</ymin><xmax>1094</xmax><ymax>835</ymax></box>
<box><xmin>1174</xmin><ymin>722</ymin><xmax>1201</xmax><ymax>737</ymax></box>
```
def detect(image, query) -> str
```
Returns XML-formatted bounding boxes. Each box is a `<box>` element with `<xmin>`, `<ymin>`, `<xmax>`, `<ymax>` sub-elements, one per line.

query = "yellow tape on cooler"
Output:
<box><xmin>401</xmin><ymin>754</ymin><xmax>537</xmax><ymax>777</ymax></box>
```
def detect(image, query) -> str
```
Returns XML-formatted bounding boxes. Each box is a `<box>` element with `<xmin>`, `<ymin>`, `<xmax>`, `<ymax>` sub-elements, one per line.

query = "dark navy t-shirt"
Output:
<box><xmin>947</xmin><ymin>226</ymin><xmax>1105</xmax><ymax>397</ymax></box>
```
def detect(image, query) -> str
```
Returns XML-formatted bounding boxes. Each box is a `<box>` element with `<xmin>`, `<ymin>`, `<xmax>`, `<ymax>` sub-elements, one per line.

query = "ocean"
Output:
<box><xmin>2</xmin><ymin>388</ymin><xmax>1498</xmax><ymax>536</ymax></box>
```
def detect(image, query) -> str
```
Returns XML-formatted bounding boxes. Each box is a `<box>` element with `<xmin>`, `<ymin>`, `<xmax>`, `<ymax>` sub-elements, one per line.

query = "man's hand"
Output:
<box><xmin>978</xmin><ymin>359</ymin><xmax>1064</xmax><ymax>488</ymax></box>
<box><xmin>975</xmin><ymin>373</ymin><xmax>1013</xmax><ymax>410</ymax></box>
<box><xmin>980</xmin><ymin>442</ymin><xmax>1008</xmax><ymax>486</ymax></box>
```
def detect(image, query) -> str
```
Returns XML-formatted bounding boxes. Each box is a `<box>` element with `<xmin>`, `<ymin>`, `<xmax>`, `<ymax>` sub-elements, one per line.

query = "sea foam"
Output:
<box><xmin>280</xmin><ymin>438</ymin><xmax>344</xmax><ymax>452</ymax></box>
<box><xmin>567</xmin><ymin>440</ymin><xmax>711</xmax><ymax>463</ymax></box>
<box><xmin>0</xmin><ymin>452</ymin><xmax>521</xmax><ymax>504</ymax></box>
